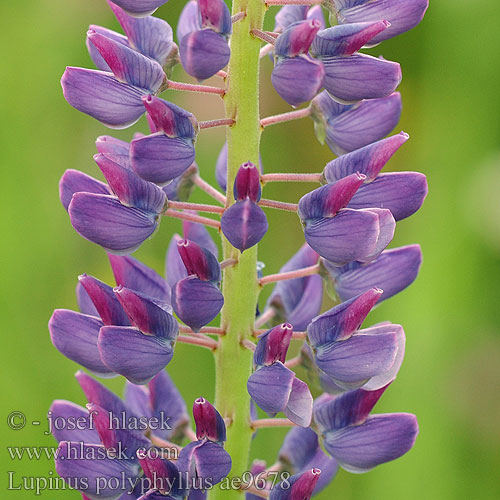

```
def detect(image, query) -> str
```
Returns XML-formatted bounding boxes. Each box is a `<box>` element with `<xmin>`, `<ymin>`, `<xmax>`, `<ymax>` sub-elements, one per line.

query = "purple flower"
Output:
<box><xmin>331</xmin><ymin>0</ymin><xmax>429</xmax><ymax>44</ymax></box>
<box><xmin>248</xmin><ymin>324</ymin><xmax>313</xmax><ymax>427</ymax></box>
<box><xmin>177</xmin><ymin>0</ymin><xmax>231</xmax><ymax>80</ymax></box>
<box><xmin>49</xmin><ymin>255</ymin><xmax>173</xmax><ymax>380</ymax></box>
<box><xmin>176</xmin><ymin>399</ymin><xmax>231</xmax><ymax>490</ymax></box>
<box><xmin>322</xmin><ymin>132</ymin><xmax>428</xmax><ymax>221</ymax></box>
<box><xmin>130</xmin><ymin>95</ymin><xmax>197</xmax><ymax>185</ymax></box>
<box><xmin>221</xmin><ymin>162</ymin><xmax>268</xmax><ymax>252</ymax></box>
<box><xmin>193</xmin><ymin>397</ymin><xmax>226</xmax><ymax>444</ymax></box>
<box><xmin>322</xmin><ymin>244</ymin><xmax>423</xmax><ymax>302</ymax></box>
<box><xmin>311</xmin><ymin>90</ymin><xmax>402</xmax><ymax>154</ymax></box>
<box><xmin>171</xmin><ymin>239</ymin><xmax>223</xmax><ymax>331</ymax></box>
<box><xmin>52</xmin><ymin>373</ymin><xmax>196</xmax><ymax>499</ymax></box>
<box><xmin>313</xmin><ymin>385</ymin><xmax>419</xmax><ymax>472</ymax></box>
<box><xmin>269</xmin><ymin>468</ymin><xmax>322</xmax><ymax>500</ymax></box>
<box><xmin>62</xmin><ymin>28</ymin><xmax>166</xmax><ymax>128</ymax></box>
<box><xmin>299</xmin><ymin>174</ymin><xmax>395</xmax><ymax>265</ymax></box>
<box><xmin>89</xmin><ymin>2</ymin><xmax>176</xmax><ymax>71</ymax></box>
<box><xmin>266</xmin><ymin>244</ymin><xmax>323</xmax><ymax>331</ymax></box>
<box><xmin>99</xmin><ymin>286</ymin><xmax>178</xmax><ymax>384</ymax></box>
<box><xmin>307</xmin><ymin>288</ymin><xmax>405</xmax><ymax>391</ymax></box>
<box><xmin>65</xmin><ymin>153</ymin><xmax>167</xmax><ymax>254</ymax></box>
<box><xmin>165</xmin><ymin>219</ymin><xmax>219</xmax><ymax>289</ymax></box>
<box><xmin>271</xmin><ymin>18</ymin><xmax>400</xmax><ymax>106</ymax></box>
<box><xmin>312</xmin><ymin>23</ymin><xmax>401</xmax><ymax>103</ymax></box>
<box><xmin>53</xmin><ymin>376</ymin><xmax>150</xmax><ymax>499</ymax></box>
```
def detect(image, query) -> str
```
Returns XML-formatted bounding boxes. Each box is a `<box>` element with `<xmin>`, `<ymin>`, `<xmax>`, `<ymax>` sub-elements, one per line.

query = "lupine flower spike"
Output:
<box><xmin>53</xmin><ymin>1</ymin><xmax>428</xmax><ymax>498</ymax></box>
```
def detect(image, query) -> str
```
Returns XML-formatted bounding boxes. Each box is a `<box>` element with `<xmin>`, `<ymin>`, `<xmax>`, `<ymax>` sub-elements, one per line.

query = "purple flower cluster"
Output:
<box><xmin>51</xmin><ymin>1</ymin><xmax>429</xmax><ymax>499</ymax></box>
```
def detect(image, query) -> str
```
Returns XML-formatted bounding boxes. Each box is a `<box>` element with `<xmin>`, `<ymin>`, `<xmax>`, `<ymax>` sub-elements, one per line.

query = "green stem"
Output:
<box><xmin>212</xmin><ymin>0</ymin><xmax>265</xmax><ymax>498</ymax></box>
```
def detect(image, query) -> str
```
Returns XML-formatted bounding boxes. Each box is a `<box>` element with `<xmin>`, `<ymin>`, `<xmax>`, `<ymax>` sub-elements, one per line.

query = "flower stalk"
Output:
<box><xmin>213</xmin><ymin>0</ymin><xmax>266</xmax><ymax>497</ymax></box>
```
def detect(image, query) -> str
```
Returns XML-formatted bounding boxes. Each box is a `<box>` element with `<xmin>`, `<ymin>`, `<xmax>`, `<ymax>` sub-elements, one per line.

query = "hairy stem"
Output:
<box><xmin>212</xmin><ymin>0</ymin><xmax>265</xmax><ymax>498</ymax></box>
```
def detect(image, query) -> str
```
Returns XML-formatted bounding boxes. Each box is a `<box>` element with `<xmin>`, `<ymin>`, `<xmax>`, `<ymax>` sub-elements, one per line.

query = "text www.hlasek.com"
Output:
<box><xmin>8</xmin><ymin>441</ymin><xmax>178</xmax><ymax>462</ymax></box>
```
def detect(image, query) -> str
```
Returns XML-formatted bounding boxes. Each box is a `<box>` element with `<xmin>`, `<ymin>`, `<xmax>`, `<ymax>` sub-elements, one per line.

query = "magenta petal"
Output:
<box><xmin>349</xmin><ymin>172</ymin><xmax>428</xmax><ymax>221</ymax></box>
<box><xmin>87</xmin><ymin>30</ymin><xmax>165</xmax><ymax>91</ymax></box>
<box><xmin>49</xmin><ymin>309</ymin><xmax>113</xmax><ymax>377</ymax></box>
<box><xmin>114</xmin><ymin>286</ymin><xmax>178</xmax><ymax>339</ymax></box>
<box><xmin>78</xmin><ymin>274</ymin><xmax>130</xmax><ymax>326</ymax></box>
<box><xmin>183</xmin><ymin>219</ymin><xmax>219</xmax><ymax>258</ymax></box>
<box><xmin>59</xmin><ymin>169</ymin><xmax>110</xmax><ymax>211</ymax></box>
<box><xmin>98</xmin><ymin>326</ymin><xmax>174</xmax><ymax>385</ymax></box>
<box><xmin>298</xmin><ymin>173</ymin><xmax>365</xmax><ymax>220</ymax></box>
<box><xmin>108</xmin><ymin>254</ymin><xmax>170</xmax><ymax>302</ymax></box>
<box><xmin>323</xmin><ymin>132</ymin><xmax>409</xmax><ymax>183</ymax></box>
<box><xmin>307</xmin><ymin>287</ymin><xmax>382</xmax><ymax>347</ymax></box>
<box><xmin>94</xmin><ymin>153</ymin><xmax>166</xmax><ymax>213</ymax></box>
<box><xmin>304</xmin><ymin>209</ymin><xmax>380</xmax><ymax>265</ymax></box>
<box><xmin>312</xmin><ymin>21</ymin><xmax>390</xmax><ymax>56</ymax></box>
<box><xmin>76</xmin><ymin>282</ymin><xmax>100</xmax><ymax>316</ymax></box>
<box><xmin>313</xmin><ymin>384</ymin><xmax>389</xmax><ymax>433</ymax></box>
<box><xmin>131</xmin><ymin>133</ymin><xmax>196</xmax><ymax>185</ymax></box>
<box><xmin>324</xmin><ymin>413</ymin><xmax>419</xmax><ymax>472</ymax></box>
<box><xmin>69</xmin><ymin>193</ymin><xmax>159</xmax><ymax>255</ymax></box>
<box><xmin>322</xmin><ymin>53</ymin><xmax>402</xmax><ymax>103</ymax></box>
<box><xmin>61</xmin><ymin>67</ymin><xmax>146</xmax><ymax>128</ymax></box>
<box><xmin>87</xmin><ymin>25</ymin><xmax>129</xmax><ymax>72</ymax></box>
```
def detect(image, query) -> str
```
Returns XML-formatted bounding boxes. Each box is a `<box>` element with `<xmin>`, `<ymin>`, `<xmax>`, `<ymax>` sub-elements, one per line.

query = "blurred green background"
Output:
<box><xmin>1</xmin><ymin>0</ymin><xmax>499</xmax><ymax>498</ymax></box>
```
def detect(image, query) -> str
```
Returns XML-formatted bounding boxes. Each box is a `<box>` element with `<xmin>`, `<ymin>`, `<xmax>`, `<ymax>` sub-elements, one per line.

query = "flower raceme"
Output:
<box><xmin>53</xmin><ymin>1</ymin><xmax>429</xmax><ymax>499</ymax></box>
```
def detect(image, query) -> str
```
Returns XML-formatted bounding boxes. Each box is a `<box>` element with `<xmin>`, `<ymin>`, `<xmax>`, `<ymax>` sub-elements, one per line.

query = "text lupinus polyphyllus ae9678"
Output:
<box><xmin>51</xmin><ymin>0</ymin><xmax>429</xmax><ymax>498</ymax></box>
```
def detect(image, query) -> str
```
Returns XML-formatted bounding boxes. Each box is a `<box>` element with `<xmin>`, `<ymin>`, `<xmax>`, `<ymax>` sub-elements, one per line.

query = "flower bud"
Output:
<box><xmin>177</xmin><ymin>239</ymin><xmax>221</xmax><ymax>283</ymax></box>
<box><xmin>254</xmin><ymin>323</ymin><xmax>294</xmax><ymax>367</ymax></box>
<box><xmin>234</xmin><ymin>162</ymin><xmax>261</xmax><ymax>202</ymax></box>
<box><xmin>193</xmin><ymin>397</ymin><xmax>226</xmax><ymax>444</ymax></box>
